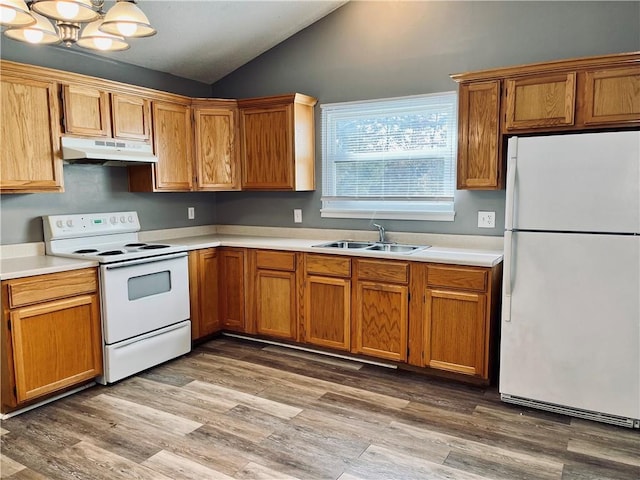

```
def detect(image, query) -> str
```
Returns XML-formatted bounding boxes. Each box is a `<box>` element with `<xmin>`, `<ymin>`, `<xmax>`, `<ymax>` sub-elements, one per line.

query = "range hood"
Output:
<box><xmin>61</xmin><ymin>136</ymin><xmax>158</xmax><ymax>166</ymax></box>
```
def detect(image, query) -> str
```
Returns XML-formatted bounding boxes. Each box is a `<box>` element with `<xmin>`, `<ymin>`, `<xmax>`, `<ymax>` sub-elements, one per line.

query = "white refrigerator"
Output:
<box><xmin>500</xmin><ymin>130</ymin><xmax>640</xmax><ymax>428</ymax></box>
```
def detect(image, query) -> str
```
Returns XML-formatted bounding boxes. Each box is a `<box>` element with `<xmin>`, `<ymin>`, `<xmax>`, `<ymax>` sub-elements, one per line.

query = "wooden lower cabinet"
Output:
<box><xmin>353</xmin><ymin>259</ymin><xmax>409</xmax><ymax>362</ymax></box>
<box><xmin>252</xmin><ymin>250</ymin><xmax>297</xmax><ymax>340</ymax></box>
<box><xmin>189</xmin><ymin>248</ymin><xmax>220</xmax><ymax>341</ymax></box>
<box><xmin>413</xmin><ymin>263</ymin><xmax>501</xmax><ymax>382</ymax></box>
<box><xmin>1</xmin><ymin>268</ymin><xmax>102</xmax><ymax>412</ymax></box>
<box><xmin>219</xmin><ymin>248</ymin><xmax>247</xmax><ymax>332</ymax></box>
<box><xmin>303</xmin><ymin>254</ymin><xmax>351</xmax><ymax>351</ymax></box>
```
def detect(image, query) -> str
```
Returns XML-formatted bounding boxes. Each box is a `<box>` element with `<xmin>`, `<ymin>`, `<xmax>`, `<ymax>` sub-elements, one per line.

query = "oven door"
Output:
<box><xmin>100</xmin><ymin>252</ymin><xmax>190</xmax><ymax>344</ymax></box>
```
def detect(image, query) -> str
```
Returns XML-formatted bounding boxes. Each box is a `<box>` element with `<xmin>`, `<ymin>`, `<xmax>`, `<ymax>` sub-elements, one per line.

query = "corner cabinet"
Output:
<box><xmin>452</xmin><ymin>52</ymin><xmax>640</xmax><ymax>190</ymax></box>
<box><xmin>189</xmin><ymin>248</ymin><xmax>221</xmax><ymax>341</ymax></box>
<box><xmin>0</xmin><ymin>66</ymin><xmax>63</xmax><ymax>193</ymax></box>
<box><xmin>238</xmin><ymin>94</ymin><xmax>317</xmax><ymax>191</ymax></box>
<box><xmin>1</xmin><ymin>268</ymin><xmax>102</xmax><ymax>413</ymax></box>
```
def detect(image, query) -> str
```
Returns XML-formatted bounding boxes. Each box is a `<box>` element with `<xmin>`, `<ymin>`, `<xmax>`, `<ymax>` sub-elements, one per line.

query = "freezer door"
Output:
<box><xmin>500</xmin><ymin>231</ymin><xmax>640</xmax><ymax>419</ymax></box>
<box><xmin>509</xmin><ymin>131</ymin><xmax>640</xmax><ymax>234</ymax></box>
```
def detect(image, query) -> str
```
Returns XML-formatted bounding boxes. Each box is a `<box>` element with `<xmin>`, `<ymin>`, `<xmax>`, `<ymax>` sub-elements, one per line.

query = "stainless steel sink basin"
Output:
<box><xmin>312</xmin><ymin>240</ymin><xmax>430</xmax><ymax>254</ymax></box>
<box><xmin>368</xmin><ymin>243</ymin><xmax>425</xmax><ymax>253</ymax></box>
<box><xmin>313</xmin><ymin>240</ymin><xmax>376</xmax><ymax>249</ymax></box>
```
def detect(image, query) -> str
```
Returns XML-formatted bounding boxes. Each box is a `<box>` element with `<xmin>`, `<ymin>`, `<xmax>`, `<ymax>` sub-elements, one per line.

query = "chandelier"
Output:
<box><xmin>0</xmin><ymin>0</ymin><xmax>156</xmax><ymax>52</ymax></box>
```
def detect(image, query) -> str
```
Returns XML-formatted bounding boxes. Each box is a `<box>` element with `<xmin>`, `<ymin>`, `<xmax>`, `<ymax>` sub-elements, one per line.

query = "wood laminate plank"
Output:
<box><xmin>183</xmin><ymin>380</ymin><xmax>303</xmax><ymax>420</ymax></box>
<box><xmin>1</xmin><ymin>455</ymin><xmax>26</xmax><ymax>477</ymax></box>
<box><xmin>141</xmin><ymin>450</ymin><xmax>236</xmax><ymax>480</ymax></box>
<box><xmin>1</xmin><ymin>338</ymin><xmax>638</xmax><ymax>480</ymax></box>
<box><xmin>234</xmin><ymin>461</ymin><xmax>301</xmax><ymax>480</ymax></box>
<box><xmin>261</xmin><ymin>345</ymin><xmax>364</xmax><ymax>370</ymax></box>
<box><xmin>348</xmin><ymin>444</ymin><xmax>490</xmax><ymax>480</ymax></box>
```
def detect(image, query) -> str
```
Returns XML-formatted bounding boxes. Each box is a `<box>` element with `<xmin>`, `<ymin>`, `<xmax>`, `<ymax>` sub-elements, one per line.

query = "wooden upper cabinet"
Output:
<box><xmin>130</xmin><ymin>100</ymin><xmax>193</xmax><ymax>192</ymax></box>
<box><xmin>111</xmin><ymin>93</ymin><xmax>152</xmax><ymax>141</ymax></box>
<box><xmin>193</xmin><ymin>100</ymin><xmax>240</xmax><ymax>191</ymax></box>
<box><xmin>238</xmin><ymin>94</ymin><xmax>317</xmax><ymax>191</ymax></box>
<box><xmin>62</xmin><ymin>85</ymin><xmax>151</xmax><ymax>142</ymax></box>
<box><xmin>62</xmin><ymin>84</ymin><xmax>111</xmax><ymax>137</ymax></box>
<box><xmin>0</xmin><ymin>73</ymin><xmax>63</xmax><ymax>193</ymax></box>
<box><xmin>457</xmin><ymin>80</ymin><xmax>502</xmax><ymax>189</ymax></box>
<box><xmin>452</xmin><ymin>52</ymin><xmax>640</xmax><ymax>191</ymax></box>
<box><xmin>504</xmin><ymin>72</ymin><xmax>576</xmax><ymax>131</ymax></box>
<box><xmin>582</xmin><ymin>66</ymin><xmax>640</xmax><ymax>126</ymax></box>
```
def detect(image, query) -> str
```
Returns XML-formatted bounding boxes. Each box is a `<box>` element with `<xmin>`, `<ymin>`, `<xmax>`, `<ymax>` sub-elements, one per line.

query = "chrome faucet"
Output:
<box><xmin>373</xmin><ymin>223</ymin><xmax>386</xmax><ymax>243</ymax></box>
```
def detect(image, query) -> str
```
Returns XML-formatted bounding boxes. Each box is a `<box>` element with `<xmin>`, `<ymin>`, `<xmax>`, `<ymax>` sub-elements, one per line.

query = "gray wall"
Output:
<box><xmin>211</xmin><ymin>0</ymin><xmax>640</xmax><ymax>237</ymax></box>
<box><xmin>0</xmin><ymin>42</ymin><xmax>217</xmax><ymax>244</ymax></box>
<box><xmin>2</xmin><ymin>1</ymin><xmax>639</xmax><ymax>244</ymax></box>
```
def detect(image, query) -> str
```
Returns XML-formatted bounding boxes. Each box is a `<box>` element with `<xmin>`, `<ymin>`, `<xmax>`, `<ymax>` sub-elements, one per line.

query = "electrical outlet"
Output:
<box><xmin>478</xmin><ymin>211</ymin><xmax>496</xmax><ymax>228</ymax></box>
<box><xmin>188</xmin><ymin>207</ymin><xmax>195</xmax><ymax>220</ymax></box>
<box><xmin>293</xmin><ymin>209</ymin><xmax>302</xmax><ymax>223</ymax></box>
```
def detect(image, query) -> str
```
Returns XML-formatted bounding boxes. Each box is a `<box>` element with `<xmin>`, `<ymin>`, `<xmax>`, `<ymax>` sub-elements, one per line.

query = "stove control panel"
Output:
<box><xmin>43</xmin><ymin>211</ymin><xmax>140</xmax><ymax>241</ymax></box>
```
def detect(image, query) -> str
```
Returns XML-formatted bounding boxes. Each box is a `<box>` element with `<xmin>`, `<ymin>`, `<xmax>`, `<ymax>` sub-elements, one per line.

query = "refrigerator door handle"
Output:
<box><xmin>505</xmin><ymin>137</ymin><xmax>518</xmax><ymax>231</ymax></box>
<box><xmin>502</xmin><ymin>230</ymin><xmax>513</xmax><ymax>322</ymax></box>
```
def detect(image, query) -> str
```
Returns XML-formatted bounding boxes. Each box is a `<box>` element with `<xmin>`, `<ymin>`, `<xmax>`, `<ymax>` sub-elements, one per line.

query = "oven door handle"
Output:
<box><xmin>104</xmin><ymin>251</ymin><xmax>188</xmax><ymax>270</ymax></box>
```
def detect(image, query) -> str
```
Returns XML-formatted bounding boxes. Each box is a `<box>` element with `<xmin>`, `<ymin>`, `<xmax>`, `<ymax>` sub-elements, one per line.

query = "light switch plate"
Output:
<box><xmin>188</xmin><ymin>207</ymin><xmax>195</xmax><ymax>220</ymax></box>
<box><xmin>478</xmin><ymin>211</ymin><xmax>495</xmax><ymax>228</ymax></box>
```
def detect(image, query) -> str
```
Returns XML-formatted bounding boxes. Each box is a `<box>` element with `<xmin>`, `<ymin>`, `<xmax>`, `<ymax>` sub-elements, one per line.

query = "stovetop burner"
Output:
<box><xmin>73</xmin><ymin>248</ymin><xmax>99</xmax><ymax>254</ymax></box>
<box><xmin>99</xmin><ymin>250</ymin><xmax>127</xmax><ymax>256</ymax></box>
<box><xmin>125</xmin><ymin>243</ymin><xmax>147</xmax><ymax>248</ymax></box>
<box><xmin>139</xmin><ymin>244</ymin><xmax>170</xmax><ymax>250</ymax></box>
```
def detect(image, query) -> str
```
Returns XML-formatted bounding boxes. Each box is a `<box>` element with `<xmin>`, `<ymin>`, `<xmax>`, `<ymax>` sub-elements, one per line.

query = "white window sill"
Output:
<box><xmin>320</xmin><ymin>209</ymin><xmax>456</xmax><ymax>221</ymax></box>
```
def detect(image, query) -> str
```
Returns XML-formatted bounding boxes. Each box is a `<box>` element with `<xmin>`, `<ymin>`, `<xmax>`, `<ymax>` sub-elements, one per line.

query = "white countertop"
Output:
<box><xmin>0</xmin><ymin>255</ymin><xmax>98</xmax><ymax>281</ymax></box>
<box><xmin>1</xmin><ymin>226</ymin><xmax>503</xmax><ymax>279</ymax></box>
<box><xmin>159</xmin><ymin>234</ymin><xmax>503</xmax><ymax>268</ymax></box>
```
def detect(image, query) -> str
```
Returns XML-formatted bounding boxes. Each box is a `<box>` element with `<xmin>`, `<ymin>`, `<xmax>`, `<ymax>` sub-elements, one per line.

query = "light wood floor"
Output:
<box><xmin>1</xmin><ymin>337</ymin><xmax>639</xmax><ymax>479</ymax></box>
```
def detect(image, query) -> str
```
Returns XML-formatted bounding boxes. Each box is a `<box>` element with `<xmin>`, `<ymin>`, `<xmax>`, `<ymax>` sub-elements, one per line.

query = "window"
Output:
<box><xmin>321</xmin><ymin>92</ymin><xmax>457</xmax><ymax>221</ymax></box>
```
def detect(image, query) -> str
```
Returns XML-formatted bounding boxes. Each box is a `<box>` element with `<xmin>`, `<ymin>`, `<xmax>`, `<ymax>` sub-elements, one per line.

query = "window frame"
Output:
<box><xmin>320</xmin><ymin>92</ymin><xmax>458</xmax><ymax>221</ymax></box>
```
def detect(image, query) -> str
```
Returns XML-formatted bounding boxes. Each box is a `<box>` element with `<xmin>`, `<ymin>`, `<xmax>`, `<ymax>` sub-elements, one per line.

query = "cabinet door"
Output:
<box><xmin>424</xmin><ymin>288</ymin><xmax>487</xmax><ymax>377</ymax></box>
<box><xmin>240</xmin><ymin>105</ymin><xmax>293</xmax><ymax>189</ymax></box>
<box><xmin>583</xmin><ymin>66</ymin><xmax>640</xmax><ymax>125</ymax></box>
<box><xmin>194</xmin><ymin>107</ymin><xmax>240</xmax><ymax>190</ymax></box>
<box><xmin>504</xmin><ymin>72</ymin><xmax>576</xmax><ymax>130</ymax></box>
<box><xmin>62</xmin><ymin>84</ymin><xmax>111</xmax><ymax>137</ymax></box>
<box><xmin>111</xmin><ymin>93</ymin><xmax>151</xmax><ymax>141</ymax></box>
<box><xmin>152</xmin><ymin>101</ymin><xmax>193</xmax><ymax>191</ymax></box>
<box><xmin>10</xmin><ymin>295</ymin><xmax>102</xmax><ymax>403</ymax></box>
<box><xmin>354</xmin><ymin>281</ymin><xmax>408</xmax><ymax>362</ymax></box>
<box><xmin>189</xmin><ymin>249</ymin><xmax>220</xmax><ymax>340</ymax></box>
<box><xmin>457</xmin><ymin>80</ymin><xmax>502</xmax><ymax>189</ymax></box>
<box><xmin>255</xmin><ymin>269</ymin><xmax>296</xmax><ymax>339</ymax></box>
<box><xmin>1</xmin><ymin>76</ymin><xmax>63</xmax><ymax>193</ymax></box>
<box><xmin>219</xmin><ymin>249</ymin><xmax>246</xmax><ymax>332</ymax></box>
<box><xmin>304</xmin><ymin>276</ymin><xmax>350</xmax><ymax>351</ymax></box>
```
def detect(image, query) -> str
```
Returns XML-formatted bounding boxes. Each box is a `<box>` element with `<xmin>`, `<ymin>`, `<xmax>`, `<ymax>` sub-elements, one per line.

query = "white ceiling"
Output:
<box><xmin>89</xmin><ymin>1</ymin><xmax>347</xmax><ymax>84</ymax></box>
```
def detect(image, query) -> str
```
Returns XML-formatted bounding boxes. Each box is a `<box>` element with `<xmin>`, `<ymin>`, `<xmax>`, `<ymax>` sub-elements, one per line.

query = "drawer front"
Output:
<box><xmin>7</xmin><ymin>268</ymin><xmax>98</xmax><ymax>308</ymax></box>
<box><xmin>255</xmin><ymin>250</ymin><xmax>296</xmax><ymax>271</ymax></box>
<box><xmin>305</xmin><ymin>254</ymin><xmax>351</xmax><ymax>277</ymax></box>
<box><xmin>427</xmin><ymin>265</ymin><xmax>487</xmax><ymax>292</ymax></box>
<box><xmin>356</xmin><ymin>259</ymin><xmax>408</xmax><ymax>284</ymax></box>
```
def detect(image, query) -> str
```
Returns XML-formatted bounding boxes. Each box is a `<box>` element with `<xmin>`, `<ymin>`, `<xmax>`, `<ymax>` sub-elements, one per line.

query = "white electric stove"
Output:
<box><xmin>43</xmin><ymin>211</ymin><xmax>192</xmax><ymax>384</ymax></box>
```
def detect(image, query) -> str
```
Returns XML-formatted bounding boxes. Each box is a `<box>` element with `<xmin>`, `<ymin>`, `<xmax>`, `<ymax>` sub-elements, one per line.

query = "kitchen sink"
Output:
<box><xmin>312</xmin><ymin>240</ymin><xmax>430</xmax><ymax>254</ymax></box>
<box><xmin>313</xmin><ymin>240</ymin><xmax>376</xmax><ymax>249</ymax></box>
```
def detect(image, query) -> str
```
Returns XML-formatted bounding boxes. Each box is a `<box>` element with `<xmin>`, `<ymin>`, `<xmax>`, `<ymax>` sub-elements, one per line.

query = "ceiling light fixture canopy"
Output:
<box><xmin>0</xmin><ymin>0</ymin><xmax>155</xmax><ymax>51</ymax></box>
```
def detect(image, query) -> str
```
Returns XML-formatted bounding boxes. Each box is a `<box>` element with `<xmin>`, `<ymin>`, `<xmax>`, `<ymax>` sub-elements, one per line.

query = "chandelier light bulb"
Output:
<box><xmin>55</xmin><ymin>1</ymin><xmax>80</xmax><ymax>20</ymax></box>
<box><xmin>23</xmin><ymin>28</ymin><xmax>44</xmax><ymax>43</ymax></box>
<box><xmin>93</xmin><ymin>36</ymin><xmax>112</xmax><ymax>50</ymax></box>
<box><xmin>115</xmin><ymin>21</ymin><xmax>136</xmax><ymax>37</ymax></box>
<box><xmin>0</xmin><ymin>5</ymin><xmax>17</xmax><ymax>22</ymax></box>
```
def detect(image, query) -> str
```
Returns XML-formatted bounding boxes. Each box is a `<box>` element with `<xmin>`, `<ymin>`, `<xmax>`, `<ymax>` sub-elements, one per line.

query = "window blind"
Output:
<box><xmin>321</xmin><ymin>92</ymin><xmax>457</xmax><ymax>220</ymax></box>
